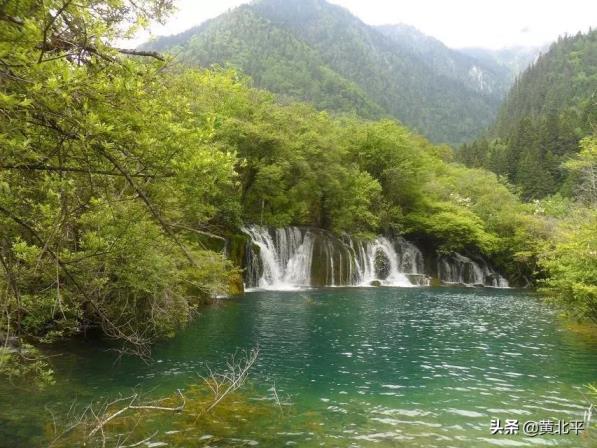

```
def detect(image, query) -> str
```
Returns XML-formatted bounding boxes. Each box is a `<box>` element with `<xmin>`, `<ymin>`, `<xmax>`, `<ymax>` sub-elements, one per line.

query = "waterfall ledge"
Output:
<box><xmin>241</xmin><ymin>226</ymin><xmax>500</xmax><ymax>290</ymax></box>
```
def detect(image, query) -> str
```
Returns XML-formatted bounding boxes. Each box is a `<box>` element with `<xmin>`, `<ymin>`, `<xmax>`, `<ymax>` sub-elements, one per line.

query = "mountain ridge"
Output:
<box><xmin>375</xmin><ymin>23</ymin><xmax>513</xmax><ymax>97</ymax></box>
<box><xmin>143</xmin><ymin>0</ymin><xmax>528</xmax><ymax>144</ymax></box>
<box><xmin>142</xmin><ymin>0</ymin><xmax>534</xmax><ymax>145</ymax></box>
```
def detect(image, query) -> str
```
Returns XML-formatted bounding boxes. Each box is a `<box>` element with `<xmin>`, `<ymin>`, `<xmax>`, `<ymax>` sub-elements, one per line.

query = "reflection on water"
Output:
<box><xmin>1</xmin><ymin>288</ymin><xmax>595</xmax><ymax>447</ymax></box>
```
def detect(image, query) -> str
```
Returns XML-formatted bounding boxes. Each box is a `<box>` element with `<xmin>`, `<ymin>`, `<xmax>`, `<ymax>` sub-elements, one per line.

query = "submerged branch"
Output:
<box><xmin>198</xmin><ymin>346</ymin><xmax>260</xmax><ymax>413</ymax></box>
<box><xmin>48</xmin><ymin>346</ymin><xmax>262</xmax><ymax>446</ymax></box>
<box><xmin>88</xmin><ymin>390</ymin><xmax>185</xmax><ymax>438</ymax></box>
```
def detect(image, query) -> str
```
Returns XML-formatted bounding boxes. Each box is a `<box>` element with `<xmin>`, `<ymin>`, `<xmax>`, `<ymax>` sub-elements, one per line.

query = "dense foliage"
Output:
<box><xmin>0</xmin><ymin>0</ymin><xmax>240</xmax><ymax>369</ymax></box>
<box><xmin>458</xmin><ymin>30</ymin><xmax>597</xmax><ymax>199</ymax></box>
<box><xmin>538</xmin><ymin>136</ymin><xmax>597</xmax><ymax>322</ymax></box>
<box><xmin>456</xmin><ymin>31</ymin><xmax>596</xmax><ymax>322</ymax></box>
<box><xmin>539</xmin><ymin>207</ymin><xmax>597</xmax><ymax>321</ymax></box>
<box><xmin>0</xmin><ymin>0</ymin><xmax>594</xmax><ymax>388</ymax></box>
<box><xmin>144</xmin><ymin>0</ymin><xmax>513</xmax><ymax>146</ymax></box>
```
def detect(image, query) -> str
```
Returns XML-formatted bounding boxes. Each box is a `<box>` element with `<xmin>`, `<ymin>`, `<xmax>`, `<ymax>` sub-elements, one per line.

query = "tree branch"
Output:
<box><xmin>169</xmin><ymin>223</ymin><xmax>226</xmax><ymax>242</ymax></box>
<box><xmin>0</xmin><ymin>12</ymin><xmax>24</xmax><ymax>26</ymax></box>
<box><xmin>89</xmin><ymin>390</ymin><xmax>185</xmax><ymax>438</ymax></box>
<box><xmin>115</xmin><ymin>48</ymin><xmax>165</xmax><ymax>61</ymax></box>
<box><xmin>96</xmin><ymin>147</ymin><xmax>197</xmax><ymax>266</ymax></box>
<box><xmin>0</xmin><ymin>163</ymin><xmax>172</xmax><ymax>178</ymax></box>
<box><xmin>0</xmin><ymin>205</ymin><xmax>153</xmax><ymax>355</ymax></box>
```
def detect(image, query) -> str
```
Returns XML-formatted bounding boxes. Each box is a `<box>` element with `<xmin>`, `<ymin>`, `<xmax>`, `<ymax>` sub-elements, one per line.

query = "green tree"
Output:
<box><xmin>539</xmin><ymin>208</ymin><xmax>597</xmax><ymax>322</ymax></box>
<box><xmin>563</xmin><ymin>135</ymin><xmax>597</xmax><ymax>205</ymax></box>
<box><xmin>0</xmin><ymin>0</ymin><xmax>239</xmax><ymax>365</ymax></box>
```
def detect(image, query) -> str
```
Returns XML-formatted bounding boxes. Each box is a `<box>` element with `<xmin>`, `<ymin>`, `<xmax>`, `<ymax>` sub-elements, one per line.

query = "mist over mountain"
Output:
<box><xmin>460</xmin><ymin>46</ymin><xmax>543</xmax><ymax>80</ymax></box>
<box><xmin>143</xmin><ymin>0</ymin><xmax>535</xmax><ymax>145</ymax></box>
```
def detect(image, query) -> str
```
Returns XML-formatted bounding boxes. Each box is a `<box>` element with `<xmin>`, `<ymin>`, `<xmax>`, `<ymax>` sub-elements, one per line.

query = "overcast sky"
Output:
<box><xmin>129</xmin><ymin>0</ymin><xmax>596</xmax><ymax>49</ymax></box>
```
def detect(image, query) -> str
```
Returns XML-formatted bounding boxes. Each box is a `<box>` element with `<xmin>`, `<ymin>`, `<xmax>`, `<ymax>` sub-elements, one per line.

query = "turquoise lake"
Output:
<box><xmin>1</xmin><ymin>287</ymin><xmax>596</xmax><ymax>447</ymax></box>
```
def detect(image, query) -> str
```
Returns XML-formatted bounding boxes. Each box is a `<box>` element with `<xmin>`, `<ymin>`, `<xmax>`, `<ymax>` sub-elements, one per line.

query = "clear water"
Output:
<box><xmin>1</xmin><ymin>288</ymin><xmax>596</xmax><ymax>447</ymax></box>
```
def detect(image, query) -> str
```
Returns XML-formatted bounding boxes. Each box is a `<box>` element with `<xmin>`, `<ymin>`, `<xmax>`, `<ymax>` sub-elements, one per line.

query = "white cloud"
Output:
<box><xmin>127</xmin><ymin>0</ymin><xmax>596</xmax><ymax>49</ymax></box>
<box><xmin>330</xmin><ymin>0</ymin><xmax>596</xmax><ymax>48</ymax></box>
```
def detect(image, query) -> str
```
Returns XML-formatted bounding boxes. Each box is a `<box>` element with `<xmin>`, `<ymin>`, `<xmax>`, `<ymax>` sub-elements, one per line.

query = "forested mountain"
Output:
<box><xmin>494</xmin><ymin>31</ymin><xmax>596</xmax><ymax>137</ymax></box>
<box><xmin>145</xmin><ymin>5</ymin><xmax>383</xmax><ymax>118</ymax></box>
<box><xmin>376</xmin><ymin>24</ymin><xmax>512</xmax><ymax>97</ymax></box>
<box><xmin>458</xmin><ymin>30</ymin><xmax>597</xmax><ymax>199</ymax></box>
<box><xmin>143</xmin><ymin>0</ymin><xmax>515</xmax><ymax>145</ymax></box>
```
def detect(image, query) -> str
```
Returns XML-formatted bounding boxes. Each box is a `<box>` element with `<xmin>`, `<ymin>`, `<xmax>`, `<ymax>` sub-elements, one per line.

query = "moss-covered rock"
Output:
<box><xmin>227</xmin><ymin>272</ymin><xmax>245</xmax><ymax>296</ymax></box>
<box><xmin>310</xmin><ymin>229</ymin><xmax>355</xmax><ymax>287</ymax></box>
<box><xmin>227</xmin><ymin>233</ymin><xmax>249</xmax><ymax>268</ymax></box>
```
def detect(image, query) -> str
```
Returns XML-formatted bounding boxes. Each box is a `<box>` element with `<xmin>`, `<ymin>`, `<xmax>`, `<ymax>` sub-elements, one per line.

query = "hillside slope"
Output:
<box><xmin>460</xmin><ymin>46</ymin><xmax>541</xmax><ymax>80</ymax></box>
<box><xmin>376</xmin><ymin>24</ymin><xmax>512</xmax><ymax>97</ymax></box>
<box><xmin>494</xmin><ymin>31</ymin><xmax>596</xmax><ymax>136</ymax></box>
<box><xmin>144</xmin><ymin>0</ymin><xmax>515</xmax><ymax>145</ymax></box>
<box><xmin>458</xmin><ymin>30</ymin><xmax>597</xmax><ymax>199</ymax></box>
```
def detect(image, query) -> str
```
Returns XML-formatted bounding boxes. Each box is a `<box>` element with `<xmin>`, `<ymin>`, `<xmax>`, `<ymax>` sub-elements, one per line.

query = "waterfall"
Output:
<box><xmin>438</xmin><ymin>253</ymin><xmax>509</xmax><ymax>288</ymax></box>
<box><xmin>242</xmin><ymin>226</ymin><xmax>314</xmax><ymax>290</ymax></box>
<box><xmin>242</xmin><ymin>225</ymin><xmax>508</xmax><ymax>290</ymax></box>
<box><xmin>395</xmin><ymin>237</ymin><xmax>425</xmax><ymax>274</ymax></box>
<box><xmin>243</xmin><ymin>226</ymin><xmax>423</xmax><ymax>290</ymax></box>
<box><xmin>353</xmin><ymin>237</ymin><xmax>414</xmax><ymax>287</ymax></box>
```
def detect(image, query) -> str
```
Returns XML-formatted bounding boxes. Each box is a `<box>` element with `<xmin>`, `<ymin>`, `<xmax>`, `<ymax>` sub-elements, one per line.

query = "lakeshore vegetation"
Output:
<box><xmin>0</xmin><ymin>0</ymin><xmax>595</xmax><ymax>387</ymax></box>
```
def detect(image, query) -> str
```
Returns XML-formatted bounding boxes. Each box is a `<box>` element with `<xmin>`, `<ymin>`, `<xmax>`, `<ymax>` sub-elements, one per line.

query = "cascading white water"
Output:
<box><xmin>438</xmin><ymin>253</ymin><xmax>509</xmax><ymax>288</ymax></box>
<box><xmin>243</xmin><ymin>226</ymin><xmax>508</xmax><ymax>290</ymax></box>
<box><xmin>283</xmin><ymin>232</ymin><xmax>314</xmax><ymax>287</ymax></box>
<box><xmin>243</xmin><ymin>226</ymin><xmax>422</xmax><ymax>289</ymax></box>
<box><xmin>355</xmin><ymin>237</ymin><xmax>414</xmax><ymax>287</ymax></box>
<box><xmin>395</xmin><ymin>238</ymin><xmax>425</xmax><ymax>274</ymax></box>
<box><xmin>242</xmin><ymin>226</ymin><xmax>314</xmax><ymax>290</ymax></box>
<box><xmin>487</xmin><ymin>273</ymin><xmax>510</xmax><ymax>288</ymax></box>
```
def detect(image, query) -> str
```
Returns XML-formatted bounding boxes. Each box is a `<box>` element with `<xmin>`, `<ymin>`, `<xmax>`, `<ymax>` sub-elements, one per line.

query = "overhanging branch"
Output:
<box><xmin>0</xmin><ymin>163</ymin><xmax>173</xmax><ymax>178</ymax></box>
<box><xmin>0</xmin><ymin>12</ymin><xmax>24</xmax><ymax>26</ymax></box>
<box><xmin>115</xmin><ymin>48</ymin><xmax>165</xmax><ymax>61</ymax></box>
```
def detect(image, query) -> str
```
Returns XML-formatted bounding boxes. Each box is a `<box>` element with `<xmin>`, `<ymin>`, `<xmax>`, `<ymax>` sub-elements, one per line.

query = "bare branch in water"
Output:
<box><xmin>88</xmin><ymin>389</ymin><xmax>185</xmax><ymax>438</ymax></box>
<box><xmin>48</xmin><ymin>346</ymin><xmax>261</xmax><ymax>446</ymax></box>
<box><xmin>198</xmin><ymin>346</ymin><xmax>260</xmax><ymax>413</ymax></box>
<box><xmin>271</xmin><ymin>380</ymin><xmax>283</xmax><ymax>412</ymax></box>
<box><xmin>118</xmin><ymin>431</ymin><xmax>159</xmax><ymax>448</ymax></box>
